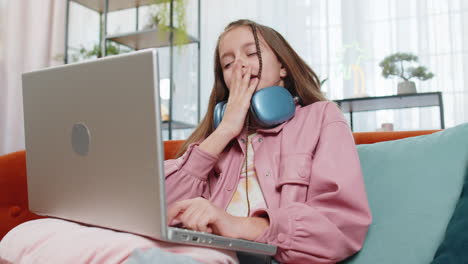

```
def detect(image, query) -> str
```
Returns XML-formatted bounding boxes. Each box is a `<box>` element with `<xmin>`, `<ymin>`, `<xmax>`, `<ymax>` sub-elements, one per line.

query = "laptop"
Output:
<box><xmin>22</xmin><ymin>49</ymin><xmax>277</xmax><ymax>256</ymax></box>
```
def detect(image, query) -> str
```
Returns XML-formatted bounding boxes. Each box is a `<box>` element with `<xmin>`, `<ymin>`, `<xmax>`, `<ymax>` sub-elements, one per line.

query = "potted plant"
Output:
<box><xmin>71</xmin><ymin>42</ymin><xmax>128</xmax><ymax>62</ymax></box>
<box><xmin>146</xmin><ymin>0</ymin><xmax>189</xmax><ymax>47</ymax></box>
<box><xmin>379</xmin><ymin>52</ymin><xmax>434</xmax><ymax>94</ymax></box>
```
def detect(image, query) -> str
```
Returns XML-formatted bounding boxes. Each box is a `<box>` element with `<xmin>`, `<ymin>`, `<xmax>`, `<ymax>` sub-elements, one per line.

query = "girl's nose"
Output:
<box><xmin>241</xmin><ymin>65</ymin><xmax>249</xmax><ymax>76</ymax></box>
<box><xmin>236</xmin><ymin>60</ymin><xmax>248</xmax><ymax>73</ymax></box>
<box><xmin>234</xmin><ymin>56</ymin><xmax>247</xmax><ymax>67</ymax></box>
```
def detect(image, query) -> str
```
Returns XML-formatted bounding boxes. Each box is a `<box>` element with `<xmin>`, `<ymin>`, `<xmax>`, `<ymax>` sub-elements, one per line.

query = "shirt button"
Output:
<box><xmin>240</xmin><ymin>138</ymin><xmax>246</xmax><ymax>143</ymax></box>
<box><xmin>258</xmin><ymin>138</ymin><xmax>263</xmax><ymax>142</ymax></box>
<box><xmin>277</xmin><ymin>233</ymin><xmax>287</xmax><ymax>243</ymax></box>
<box><xmin>265</xmin><ymin>171</ymin><xmax>271</xmax><ymax>177</ymax></box>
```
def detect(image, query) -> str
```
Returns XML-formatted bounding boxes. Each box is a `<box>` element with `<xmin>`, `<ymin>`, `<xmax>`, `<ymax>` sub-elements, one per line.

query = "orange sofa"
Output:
<box><xmin>0</xmin><ymin>130</ymin><xmax>440</xmax><ymax>241</ymax></box>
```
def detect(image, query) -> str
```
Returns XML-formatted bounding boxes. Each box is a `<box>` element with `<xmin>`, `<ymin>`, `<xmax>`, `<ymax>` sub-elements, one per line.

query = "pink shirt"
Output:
<box><xmin>164</xmin><ymin>101</ymin><xmax>372</xmax><ymax>264</ymax></box>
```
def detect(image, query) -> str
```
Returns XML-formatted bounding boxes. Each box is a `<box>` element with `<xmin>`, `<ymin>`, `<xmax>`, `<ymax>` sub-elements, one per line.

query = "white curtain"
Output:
<box><xmin>1</xmin><ymin>0</ymin><xmax>467</xmax><ymax>153</ymax></box>
<box><xmin>0</xmin><ymin>0</ymin><xmax>65</xmax><ymax>155</ymax></box>
<box><xmin>200</xmin><ymin>0</ymin><xmax>468</xmax><ymax>132</ymax></box>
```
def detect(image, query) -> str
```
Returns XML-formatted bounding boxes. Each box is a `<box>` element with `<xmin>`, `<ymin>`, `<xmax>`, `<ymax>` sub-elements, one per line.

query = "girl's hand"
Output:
<box><xmin>217</xmin><ymin>63</ymin><xmax>259</xmax><ymax>139</ymax></box>
<box><xmin>167</xmin><ymin>197</ymin><xmax>269</xmax><ymax>240</ymax></box>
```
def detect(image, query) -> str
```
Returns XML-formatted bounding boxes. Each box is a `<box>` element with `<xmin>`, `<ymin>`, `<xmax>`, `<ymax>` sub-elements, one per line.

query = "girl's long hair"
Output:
<box><xmin>175</xmin><ymin>19</ymin><xmax>327</xmax><ymax>157</ymax></box>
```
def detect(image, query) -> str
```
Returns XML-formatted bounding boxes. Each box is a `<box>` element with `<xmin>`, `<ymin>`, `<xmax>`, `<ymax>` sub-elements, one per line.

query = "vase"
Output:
<box><xmin>397</xmin><ymin>81</ymin><xmax>417</xmax><ymax>94</ymax></box>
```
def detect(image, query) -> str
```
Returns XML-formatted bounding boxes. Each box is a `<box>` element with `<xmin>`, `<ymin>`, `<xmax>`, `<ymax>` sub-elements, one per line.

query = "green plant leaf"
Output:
<box><xmin>152</xmin><ymin>0</ymin><xmax>189</xmax><ymax>53</ymax></box>
<box><xmin>379</xmin><ymin>52</ymin><xmax>434</xmax><ymax>82</ymax></box>
<box><xmin>72</xmin><ymin>42</ymin><xmax>127</xmax><ymax>62</ymax></box>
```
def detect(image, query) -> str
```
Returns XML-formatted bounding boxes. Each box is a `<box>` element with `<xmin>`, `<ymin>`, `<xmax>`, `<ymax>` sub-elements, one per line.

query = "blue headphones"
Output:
<box><xmin>213</xmin><ymin>86</ymin><xmax>296</xmax><ymax>129</ymax></box>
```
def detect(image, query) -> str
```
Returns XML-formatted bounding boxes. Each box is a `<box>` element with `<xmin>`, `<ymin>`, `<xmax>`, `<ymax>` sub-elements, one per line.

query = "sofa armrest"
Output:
<box><xmin>0</xmin><ymin>150</ymin><xmax>43</xmax><ymax>240</ymax></box>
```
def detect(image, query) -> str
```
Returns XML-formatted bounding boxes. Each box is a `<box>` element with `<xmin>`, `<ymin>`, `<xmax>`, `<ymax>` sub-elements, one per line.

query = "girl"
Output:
<box><xmin>164</xmin><ymin>19</ymin><xmax>372</xmax><ymax>264</ymax></box>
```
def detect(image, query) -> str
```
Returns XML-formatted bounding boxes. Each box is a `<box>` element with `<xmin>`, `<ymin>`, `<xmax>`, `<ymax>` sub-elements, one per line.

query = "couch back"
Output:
<box><xmin>164</xmin><ymin>129</ymin><xmax>440</xmax><ymax>159</ymax></box>
<box><xmin>0</xmin><ymin>129</ymin><xmax>441</xmax><ymax>240</ymax></box>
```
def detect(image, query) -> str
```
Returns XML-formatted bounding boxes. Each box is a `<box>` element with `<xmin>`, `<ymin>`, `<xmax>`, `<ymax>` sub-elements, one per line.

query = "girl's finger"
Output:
<box><xmin>241</xmin><ymin>66</ymin><xmax>252</xmax><ymax>90</ymax></box>
<box><xmin>169</xmin><ymin>218</ymin><xmax>182</xmax><ymax>226</ymax></box>
<box><xmin>191</xmin><ymin>206</ymin><xmax>212</xmax><ymax>232</ymax></box>
<box><xmin>179</xmin><ymin>206</ymin><xmax>198</xmax><ymax>229</ymax></box>
<box><xmin>248</xmin><ymin>77</ymin><xmax>259</xmax><ymax>94</ymax></box>
<box><xmin>233</xmin><ymin>63</ymin><xmax>243</xmax><ymax>86</ymax></box>
<box><xmin>196</xmin><ymin>216</ymin><xmax>212</xmax><ymax>233</ymax></box>
<box><xmin>167</xmin><ymin>200</ymin><xmax>192</xmax><ymax>224</ymax></box>
<box><xmin>229</xmin><ymin>64</ymin><xmax>242</xmax><ymax>93</ymax></box>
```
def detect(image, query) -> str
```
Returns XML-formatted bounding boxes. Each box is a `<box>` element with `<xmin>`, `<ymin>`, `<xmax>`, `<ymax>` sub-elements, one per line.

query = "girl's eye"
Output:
<box><xmin>248</xmin><ymin>52</ymin><xmax>258</xmax><ymax>57</ymax></box>
<box><xmin>224</xmin><ymin>63</ymin><xmax>232</xmax><ymax>69</ymax></box>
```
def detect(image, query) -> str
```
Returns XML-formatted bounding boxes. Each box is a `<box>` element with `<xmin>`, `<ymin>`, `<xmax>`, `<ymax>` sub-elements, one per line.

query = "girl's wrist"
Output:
<box><xmin>237</xmin><ymin>216</ymin><xmax>270</xmax><ymax>241</ymax></box>
<box><xmin>212</xmin><ymin>126</ymin><xmax>240</xmax><ymax>148</ymax></box>
<box><xmin>199</xmin><ymin>126</ymin><xmax>235</xmax><ymax>157</ymax></box>
<box><xmin>215</xmin><ymin>124</ymin><xmax>238</xmax><ymax>141</ymax></box>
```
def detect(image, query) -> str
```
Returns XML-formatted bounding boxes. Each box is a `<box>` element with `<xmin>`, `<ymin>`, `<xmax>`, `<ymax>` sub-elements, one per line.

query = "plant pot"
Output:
<box><xmin>397</xmin><ymin>81</ymin><xmax>417</xmax><ymax>94</ymax></box>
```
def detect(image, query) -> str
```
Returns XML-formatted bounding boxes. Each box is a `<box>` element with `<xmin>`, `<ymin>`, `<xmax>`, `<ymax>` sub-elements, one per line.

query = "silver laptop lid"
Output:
<box><xmin>22</xmin><ymin>49</ymin><xmax>168</xmax><ymax>239</ymax></box>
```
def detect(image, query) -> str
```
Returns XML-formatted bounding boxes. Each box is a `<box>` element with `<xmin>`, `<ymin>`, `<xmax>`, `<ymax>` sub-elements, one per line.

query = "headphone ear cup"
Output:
<box><xmin>213</xmin><ymin>101</ymin><xmax>227</xmax><ymax>129</ymax></box>
<box><xmin>250</xmin><ymin>86</ymin><xmax>295</xmax><ymax>128</ymax></box>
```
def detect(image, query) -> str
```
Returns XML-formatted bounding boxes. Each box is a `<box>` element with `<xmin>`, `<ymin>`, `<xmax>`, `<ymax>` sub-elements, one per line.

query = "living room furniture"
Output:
<box><xmin>6</xmin><ymin>126</ymin><xmax>468</xmax><ymax>264</ymax></box>
<box><xmin>333</xmin><ymin>92</ymin><xmax>444</xmax><ymax>131</ymax></box>
<box><xmin>65</xmin><ymin>0</ymin><xmax>201</xmax><ymax>140</ymax></box>
<box><xmin>0</xmin><ymin>130</ymin><xmax>440</xmax><ymax>241</ymax></box>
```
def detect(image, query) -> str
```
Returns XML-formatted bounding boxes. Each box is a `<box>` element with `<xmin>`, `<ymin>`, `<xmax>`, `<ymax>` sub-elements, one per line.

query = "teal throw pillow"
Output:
<box><xmin>341</xmin><ymin>123</ymin><xmax>468</xmax><ymax>264</ymax></box>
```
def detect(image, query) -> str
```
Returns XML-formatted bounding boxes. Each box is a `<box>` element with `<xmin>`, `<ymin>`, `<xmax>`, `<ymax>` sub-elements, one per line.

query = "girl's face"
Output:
<box><xmin>218</xmin><ymin>26</ymin><xmax>287</xmax><ymax>92</ymax></box>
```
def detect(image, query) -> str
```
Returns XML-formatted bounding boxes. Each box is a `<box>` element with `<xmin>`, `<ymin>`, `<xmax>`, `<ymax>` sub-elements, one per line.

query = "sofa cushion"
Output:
<box><xmin>342</xmin><ymin>123</ymin><xmax>468</xmax><ymax>264</ymax></box>
<box><xmin>430</xmin><ymin>164</ymin><xmax>468</xmax><ymax>264</ymax></box>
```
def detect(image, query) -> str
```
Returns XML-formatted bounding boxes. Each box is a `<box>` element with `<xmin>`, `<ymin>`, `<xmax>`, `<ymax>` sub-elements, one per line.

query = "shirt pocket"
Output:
<box><xmin>277</xmin><ymin>153</ymin><xmax>312</xmax><ymax>187</ymax></box>
<box><xmin>277</xmin><ymin>153</ymin><xmax>312</xmax><ymax>205</ymax></box>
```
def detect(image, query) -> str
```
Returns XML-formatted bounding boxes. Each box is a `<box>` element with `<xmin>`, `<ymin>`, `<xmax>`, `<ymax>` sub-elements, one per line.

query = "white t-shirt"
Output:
<box><xmin>226</xmin><ymin>133</ymin><xmax>267</xmax><ymax>217</ymax></box>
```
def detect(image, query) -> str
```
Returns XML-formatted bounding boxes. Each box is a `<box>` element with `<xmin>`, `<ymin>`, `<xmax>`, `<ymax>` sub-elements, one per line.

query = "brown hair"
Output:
<box><xmin>175</xmin><ymin>19</ymin><xmax>327</xmax><ymax>158</ymax></box>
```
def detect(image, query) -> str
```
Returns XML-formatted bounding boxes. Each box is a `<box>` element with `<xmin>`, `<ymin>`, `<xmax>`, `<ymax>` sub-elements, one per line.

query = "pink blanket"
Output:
<box><xmin>0</xmin><ymin>219</ymin><xmax>238</xmax><ymax>264</ymax></box>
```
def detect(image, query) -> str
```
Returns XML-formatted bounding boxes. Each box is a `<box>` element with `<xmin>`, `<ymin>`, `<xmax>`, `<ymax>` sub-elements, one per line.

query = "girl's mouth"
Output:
<box><xmin>249</xmin><ymin>75</ymin><xmax>259</xmax><ymax>88</ymax></box>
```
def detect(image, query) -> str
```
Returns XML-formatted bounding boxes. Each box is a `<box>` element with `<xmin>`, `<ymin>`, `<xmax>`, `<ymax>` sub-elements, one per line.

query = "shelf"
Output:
<box><xmin>334</xmin><ymin>92</ymin><xmax>443</xmax><ymax>113</ymax></box>
<box><xmin>66</xmin><ymin>0</ymin><xmax>201</xmax><ymax>139</ymax></box>
<box><xmin>161</xmin><ymin>120</ymin><xmax>196</xmax><ymax>130</ymax></box>
<box><xmin>71</xmin><ymin>0</ymin><xmax>170</xmax><ymax>13</ymax></box>
<box><xmin>106</xmin><ymin>27</ymin><xmax>199</xmax><ymax>50</ymax></box>
<box><xmin>333</xmin><ymin>92</ymin><xmax>445</xmax><ymax>131</ymax></box>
